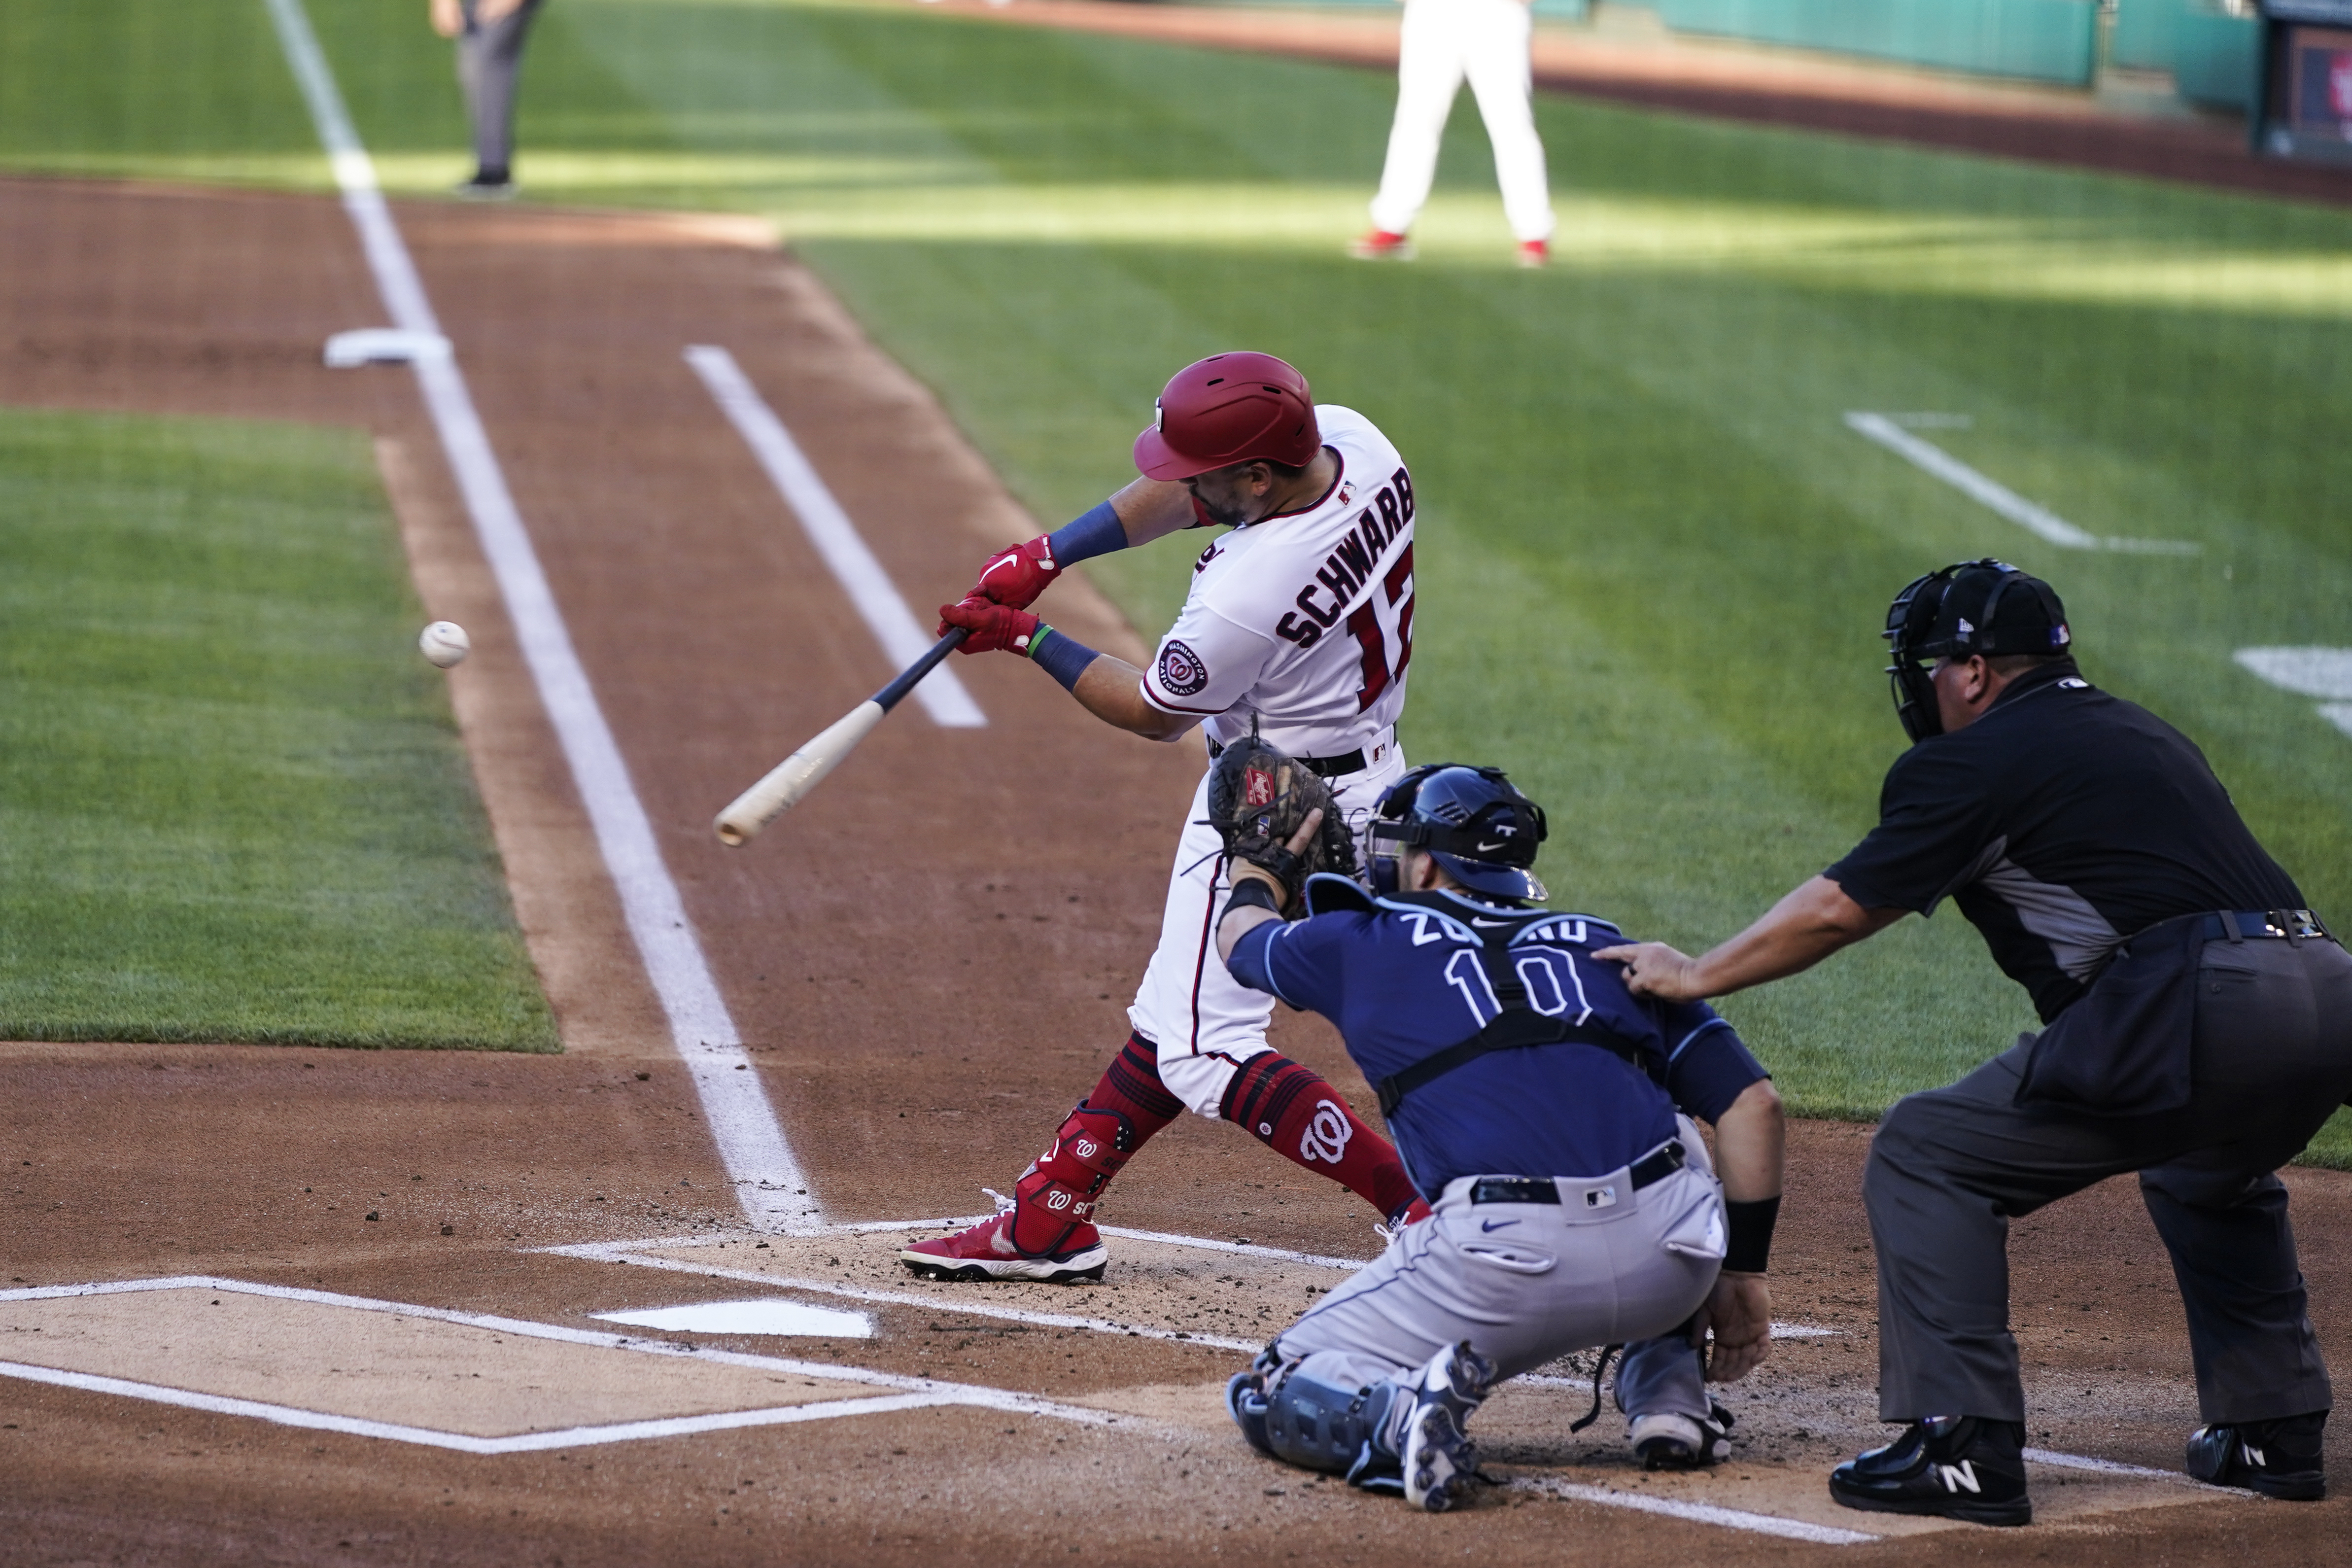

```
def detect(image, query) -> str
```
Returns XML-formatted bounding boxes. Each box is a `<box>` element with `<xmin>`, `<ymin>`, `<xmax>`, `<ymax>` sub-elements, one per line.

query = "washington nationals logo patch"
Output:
<box><xmin>1300</xmin><ymin>1100</ymin><xmax>1354</xmax><ymax>1165</ymax></box>
<box><xmin>1156</xmin><ymin>639</ymin><xmax>1209</xmax><ymax>697</ymax></box>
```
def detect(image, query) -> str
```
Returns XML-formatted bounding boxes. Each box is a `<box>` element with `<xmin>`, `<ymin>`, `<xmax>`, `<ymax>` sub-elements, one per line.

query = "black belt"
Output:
<box><xmin>1206</xmin><ymin>738</ymin><xmax>1366</xmax><ymax>778</ymax></box>
<box><xmin>1468</xmin><ymin>1142</ymin><xmax>1686</xmax><ymax>1206</ymax></box>
<box><xmin>2201</xmin><ymin>909</ymin><xmax>2334</xmax><ymax>943</ymax></box>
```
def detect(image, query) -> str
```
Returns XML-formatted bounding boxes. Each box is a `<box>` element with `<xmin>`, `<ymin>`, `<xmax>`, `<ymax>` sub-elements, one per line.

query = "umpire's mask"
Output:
<box><xmin>1883</xmin><ymin>560</ymin><xmax>2071</xmax><ymax>742</ymax></box>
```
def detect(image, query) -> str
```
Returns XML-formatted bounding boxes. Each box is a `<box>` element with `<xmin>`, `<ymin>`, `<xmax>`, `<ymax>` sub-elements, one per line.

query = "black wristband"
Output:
<box><xmin>1723</xmin><ymin>1195</ymin><xmax>1780</xmax><ymax>1275</ymax></box>
<box><xmin>1222</xmin><ymin>878</ymin><xmax>1283</xmax><ymax>919</ymax></box>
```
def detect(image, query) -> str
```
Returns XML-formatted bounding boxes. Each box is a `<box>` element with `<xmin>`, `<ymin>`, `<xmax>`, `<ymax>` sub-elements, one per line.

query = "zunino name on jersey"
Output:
<box><xmin>1274</xmin><ymin>466</ymin><xmax>1416</xmax><ymax>649</ymax></box>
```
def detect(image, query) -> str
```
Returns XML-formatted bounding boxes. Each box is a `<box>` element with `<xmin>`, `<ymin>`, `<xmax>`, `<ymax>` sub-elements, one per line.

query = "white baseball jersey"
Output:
<box><xmin>1139</xmin><ymin>405</ymin><xmax>1416</xmax><ymax>761</ymax></box>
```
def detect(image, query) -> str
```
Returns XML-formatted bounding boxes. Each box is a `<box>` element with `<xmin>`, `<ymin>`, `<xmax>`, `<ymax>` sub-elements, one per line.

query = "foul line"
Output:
<box><xmin>261</xmin><ymin>0</ymin><xmax>814</xmax><ymax>1230</ymax></box>
<box><xmin>1510</xmin><ymin>1477</ymin><xmax>1879</xmax><ymax>1545</ymax></box>
<box><xmin>684</xmin><ymin>346</ymin><xmax>984</xmax><ymax>730</ymax></box>
<box><xmin>0</xmin><ymin>1275</ymin><xmax>1122</xmax><ymax>1450</ymax></box>
<box><xmin>1844</xmin><ymin>413</ymin><xmax>2199</xmax><ymax>556</ymax></box>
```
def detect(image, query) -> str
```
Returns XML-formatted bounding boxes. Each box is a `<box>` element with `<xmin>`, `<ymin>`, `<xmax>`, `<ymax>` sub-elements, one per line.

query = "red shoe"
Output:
<box><xmin>900</xmin><ymin>1202</ymin><xmax>1108</xmax><ymax>1284</ymax></box>
<box><xmin>1349</xmin><ymin>229</ymin><xmax>1416</xmax><ymax>261</ymax></box>
<box><xmin>1517</xmin><ymin>239</ymin><xmax>1549</xmax><ymax>269</ymax></box>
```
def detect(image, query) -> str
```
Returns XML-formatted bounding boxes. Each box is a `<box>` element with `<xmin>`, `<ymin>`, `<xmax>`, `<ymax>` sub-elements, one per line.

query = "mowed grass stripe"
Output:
<box><xmin>0</xmin><ymin>408</ymin><xmax>554</xmax><ymax>1049</ymax></box>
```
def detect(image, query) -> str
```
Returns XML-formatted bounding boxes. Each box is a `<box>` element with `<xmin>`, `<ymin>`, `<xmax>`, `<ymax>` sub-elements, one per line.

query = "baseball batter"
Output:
<box><xmin>1352</xmin><ymin>0</ymin><xmax>1556</xmax><ymax>267</ymax></box>
<box><xmin>1217</xmin><ymin>762</ymin><xmax>1785</xmax><ymax>1507</ymax></box>
<box><xmin>901</xmin><ymin>352</ymin><xmax>1429</xmax><ymax>1283</ymax></box>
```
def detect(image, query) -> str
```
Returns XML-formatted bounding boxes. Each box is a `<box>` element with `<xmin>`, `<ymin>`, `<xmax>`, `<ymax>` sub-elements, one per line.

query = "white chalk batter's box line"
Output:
<box><xmin>541</xmin><ymin>1226</ymin><xmax>1846</xmax><ymax>1359</ymax></box>
<box><xmin>1</xmin><ymin>1276</ymin><xmax>2221</xmax><ymax>1545</ymax></box>
<box><xmin>0</xmin><ymin>1276</ymin><xmax>1126</xmax><ymax>1455</ymax></box>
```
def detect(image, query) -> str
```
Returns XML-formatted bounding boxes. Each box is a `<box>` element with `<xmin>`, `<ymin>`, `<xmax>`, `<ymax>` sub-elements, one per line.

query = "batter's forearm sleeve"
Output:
<box><xmin>1047</xmin><ymin>500</ymin><xmax>1126</xmax><ymax>564</ymax></box>
<box><xmin>1027</xmin><ymin>624</ymin><xmax>1100</xmax><ymax>693</ymax></box>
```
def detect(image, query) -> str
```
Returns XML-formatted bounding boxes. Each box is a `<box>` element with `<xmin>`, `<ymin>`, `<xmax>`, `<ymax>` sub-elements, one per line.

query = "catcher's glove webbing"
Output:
<box><xmin>1206</xmin><ymin>736</ymin><xmax>1359</xmax><ymax>915</ymax></box>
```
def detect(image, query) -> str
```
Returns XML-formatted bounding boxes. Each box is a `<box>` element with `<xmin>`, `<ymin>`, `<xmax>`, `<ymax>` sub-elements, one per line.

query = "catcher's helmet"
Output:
<box><xmin>1368</xmin><ymin>764</ymin><xmax>1549</xmax><ymax>904</ymax></box>
<box><xmin>1883</xmin><ymin>559</ymin><xmax>2071</xmax><ymax>742</ymax></box>
<box><xmin>1132</xmin><ymin>352</ymin><xmax>1321</xmax><ymax>481</ymax></box>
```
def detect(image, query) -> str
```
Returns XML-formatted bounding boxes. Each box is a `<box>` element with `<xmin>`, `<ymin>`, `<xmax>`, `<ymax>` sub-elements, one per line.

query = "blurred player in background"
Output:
<box><xmin>429</xmin><ymin>0</ymin><xmax>545</xmax><ymax>198</ymax></box>
<box><xmin>1353</xmin><ymin>0</ymin><xmax>1556</xmax><ymax>268</ymax></box>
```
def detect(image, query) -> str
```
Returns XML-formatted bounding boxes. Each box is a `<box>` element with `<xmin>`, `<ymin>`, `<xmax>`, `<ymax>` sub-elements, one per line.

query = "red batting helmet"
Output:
<box><xmin>1132</xmin><ymin>352</ymin><xmax>1321</xmax><ymax>481</ymax></box>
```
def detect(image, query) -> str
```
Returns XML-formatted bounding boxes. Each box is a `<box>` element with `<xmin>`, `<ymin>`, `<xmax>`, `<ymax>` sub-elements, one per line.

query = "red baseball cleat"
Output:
<box><xmin>1517</xmin><ymin>239</ymin><xmax>1549</xmax><ymax>269</ymax></box>
<box><xmin>1349</xmin><ymin>229</ymin><xmax>1416</xmax><ymax>261</ymax></box>
<box><xmin>899</xmin><ymin>1207</ymin><xmax>1108</xmax><ymax>1284</ymax></box>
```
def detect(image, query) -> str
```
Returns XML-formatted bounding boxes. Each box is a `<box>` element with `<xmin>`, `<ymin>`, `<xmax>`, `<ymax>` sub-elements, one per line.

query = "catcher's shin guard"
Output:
<box><xmin>1259</xmin><ymin>1368</ymin><xmax>1408</xmax><ymax>1488</ymax></box>
<box><xmin>1004</xmin><ymin>1101</ymin><xmax>1137</xmax><ymax>1256</ymax></box>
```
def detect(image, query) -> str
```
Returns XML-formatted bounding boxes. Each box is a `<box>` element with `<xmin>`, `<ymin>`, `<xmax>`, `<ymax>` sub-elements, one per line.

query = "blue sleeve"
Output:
<box><xmin>1659</xmin><ymin>1001</ymin><xmax>1768</xmax><ymax>1124</ymax></box>
<box><xmin>1046</xmin><ymin>501</ymin><xmax>1126</xmax><ymax>565</ymax></box>
<box><xmin>1226</xmin><ymin>915</ymin><xmax>1354</xmax><ymax>1016</ymax></box>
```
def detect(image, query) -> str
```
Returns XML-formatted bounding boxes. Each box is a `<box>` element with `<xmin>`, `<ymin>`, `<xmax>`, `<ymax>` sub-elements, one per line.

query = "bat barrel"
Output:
<box><xmin>713</xmin><ymin>700</ymin><xmax>886</xmax><ymax>845</ymax></box>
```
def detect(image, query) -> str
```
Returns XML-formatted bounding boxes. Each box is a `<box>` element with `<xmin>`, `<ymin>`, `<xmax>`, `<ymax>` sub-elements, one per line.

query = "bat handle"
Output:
<box><xmin>873</xmin><ymin>625</ymin><xmax>968</xmax><ymax>712</ymax></box>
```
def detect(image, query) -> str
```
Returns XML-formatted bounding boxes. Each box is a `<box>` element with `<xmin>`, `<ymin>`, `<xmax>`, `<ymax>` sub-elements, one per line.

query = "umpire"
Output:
<box><xmin>1601</xmin><ymin>559</ymin><xmax>2352</xmax><ymax>1526</ymax></box>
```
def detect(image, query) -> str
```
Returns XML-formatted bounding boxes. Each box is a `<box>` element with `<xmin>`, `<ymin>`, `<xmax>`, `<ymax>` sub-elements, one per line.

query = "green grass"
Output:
<box><xmin>0</xmin><ymin>1</ymin><xmax>2345</xmax><ymax>1155</ymax></box>
<box><xmin>0</xmin><ymin>407</ymin><xmax>556</xmax><ymax>1050</ymax></box>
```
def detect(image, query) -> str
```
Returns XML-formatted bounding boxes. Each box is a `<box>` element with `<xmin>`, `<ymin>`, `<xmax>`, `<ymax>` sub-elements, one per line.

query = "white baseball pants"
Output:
<box><xmin>1129</xmin><ymin>741</ymin><xmax>1405</xmax><ymax>1118</ymax></box>
<box><xmin>1368</xmin><ymin>0</ymin><xmax>1556</xmax><ymax>244</ymax></box>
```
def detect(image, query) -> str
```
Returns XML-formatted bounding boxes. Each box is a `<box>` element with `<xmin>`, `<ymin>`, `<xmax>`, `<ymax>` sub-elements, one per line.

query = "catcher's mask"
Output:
<box><xmin>1884</xmin><ymin>559</ymin><xmax>2071</xmax><ymax>743</ymax></box>
<box><xmin>1367</xmin><ymin>764</ymin><xmax>1548</xmax><ymax>903</ymax></box>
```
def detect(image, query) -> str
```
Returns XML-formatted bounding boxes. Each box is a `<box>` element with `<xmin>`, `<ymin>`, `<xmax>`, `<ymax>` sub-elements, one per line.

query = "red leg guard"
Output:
<box><xmin>1005</xmin><ymin>1036</ymin><xmax>1184</xmax><ymax>1255</ymax></box>
<box><xmin>1221</xmin><ymin>1053</ymin><xmax>1422</xmax><ymax>1224</ymax></box>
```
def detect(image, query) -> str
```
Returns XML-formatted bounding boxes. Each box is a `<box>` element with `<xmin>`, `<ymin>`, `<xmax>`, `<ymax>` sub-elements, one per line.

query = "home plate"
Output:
<box><xmin>593</xmin><ymin>1299</ymin><xmax>873</xmax><ymax>1338</ymax></box>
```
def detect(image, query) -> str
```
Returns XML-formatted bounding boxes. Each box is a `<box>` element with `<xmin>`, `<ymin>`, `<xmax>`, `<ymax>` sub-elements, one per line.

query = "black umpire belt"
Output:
<box><xmin>1205</xmin><ymin>738</ymin><xmax>1366</xmax><ymax>778</ymax></box>
<box><xmin>2202</xmin><ymin>909</ymin><xmax>2335</xmax><ymax>943</ymax></box>
<box><xmin>1469</xmin><ymin>1142</ymin><xmax>1685</xmax><ymax>1209</ymax></box>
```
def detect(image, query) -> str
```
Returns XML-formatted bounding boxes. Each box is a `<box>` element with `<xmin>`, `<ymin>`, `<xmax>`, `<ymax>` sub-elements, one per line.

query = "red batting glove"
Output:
<box><xmin>968</xmin><ymin>536</ymin><xmax>1062</xmax><ymax>610</ymax></box>
<box><xmin>938</xmin><ymin>595</ymin><xmax>1041</xmax><ymax>655</ymax></box>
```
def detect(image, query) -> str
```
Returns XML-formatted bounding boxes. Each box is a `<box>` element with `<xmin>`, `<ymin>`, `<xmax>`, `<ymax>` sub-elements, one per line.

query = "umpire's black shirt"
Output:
<box><xmin>1826</xmin><ymin>660</ymin><xmax>2302</xmax><ymax>1022</ymax></box>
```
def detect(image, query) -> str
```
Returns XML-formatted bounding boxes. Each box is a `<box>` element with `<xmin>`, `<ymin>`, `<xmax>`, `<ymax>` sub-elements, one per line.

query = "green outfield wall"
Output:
<box><xmin>1650</xmin><ymin>0</ymin><xmax>2099</xmax><ymax>85</ymax></box>
<box><xmin>2115</xmin><ymin>2</ymin><xmax>2262</xmax><ymax>111</ymax></box>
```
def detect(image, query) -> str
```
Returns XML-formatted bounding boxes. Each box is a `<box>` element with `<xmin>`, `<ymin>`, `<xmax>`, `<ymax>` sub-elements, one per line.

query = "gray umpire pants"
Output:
<box><xmin>1868</xmin><ymin>934</ymin><xmax>2352</xmax><ymax>1425</ymax></box>
<box><xmin>1273</xmin><ymin>1121</ymin><xmax>1726</xmax><ymax>1423</ymax></box>
<box><xmin>457</xmin><ymin>0</ymin><xmax>546</xmax><ymax>179</ymax></box>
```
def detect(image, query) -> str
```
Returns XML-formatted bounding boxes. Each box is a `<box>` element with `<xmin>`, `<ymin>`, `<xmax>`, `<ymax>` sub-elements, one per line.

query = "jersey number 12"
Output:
<box><xmin>1346</xmin><ymin>544</ymin><xmax>1416</xmax><ymax>712</ymax></box>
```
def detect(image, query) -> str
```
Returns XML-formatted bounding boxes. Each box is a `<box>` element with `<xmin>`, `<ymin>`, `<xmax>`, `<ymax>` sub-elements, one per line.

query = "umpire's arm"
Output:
<box><xmin>1597</xmin><ymin>875</ymin><xmax>1904</xmax><ymax>1004</ymax></box>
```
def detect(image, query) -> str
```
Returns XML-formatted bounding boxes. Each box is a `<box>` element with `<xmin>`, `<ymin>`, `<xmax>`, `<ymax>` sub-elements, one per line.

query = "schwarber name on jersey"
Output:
<box><xmin>1140</xmin><ymin>406</ymin><xmax>1416</xmax><ymax>759</ymax></box>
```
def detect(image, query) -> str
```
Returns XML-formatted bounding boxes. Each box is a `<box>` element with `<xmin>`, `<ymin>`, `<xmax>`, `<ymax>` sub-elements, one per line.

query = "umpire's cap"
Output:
<box><xmin>1884</xmin><ymin>559</ymin><xmax>2071</xmax><ymax>741</ymax></box>
<box><xmin>1133</xmin><ymin>352</ymin><xmax>1321</xmax><ymax>480</ymax></box>
<box><xmin>1368</xmin><ymin>764</ymin><xmax>1549</xmax><ymax>903</ymax></box>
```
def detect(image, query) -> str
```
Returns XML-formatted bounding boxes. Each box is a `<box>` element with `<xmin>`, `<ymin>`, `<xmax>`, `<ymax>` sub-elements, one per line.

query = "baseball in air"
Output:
<box><xmin>418</xmin><ymin>621</ymin><xmax>471</xmax><ymax>668</ymax></box>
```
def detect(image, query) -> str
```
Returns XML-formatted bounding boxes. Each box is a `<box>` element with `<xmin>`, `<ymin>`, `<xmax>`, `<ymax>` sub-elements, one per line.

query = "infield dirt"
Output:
<box><xmin>0</xmin><ymin>174</ymin><xmax>2346</xmax><ymax>1565</ymax></box>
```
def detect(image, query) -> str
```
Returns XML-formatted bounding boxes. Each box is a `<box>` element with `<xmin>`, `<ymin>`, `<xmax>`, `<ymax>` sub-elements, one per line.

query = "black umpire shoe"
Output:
<box><xmin>1829</xmin><ymin>1415</ymin><xmax>2031</xmax><ymax>1527</ymax></box>
<box><xmin>2186</xmin><ymin>1411</ymin><xmax>2327</xmax><ymax>1501</ymax></box>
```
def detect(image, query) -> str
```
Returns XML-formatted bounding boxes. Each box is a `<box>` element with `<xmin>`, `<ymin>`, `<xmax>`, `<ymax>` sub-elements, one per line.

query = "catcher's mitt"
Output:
<box><xmin>1206</xmin><ymin>737</ymin><xmax>1359</xmax><ymax>914</ymax></box>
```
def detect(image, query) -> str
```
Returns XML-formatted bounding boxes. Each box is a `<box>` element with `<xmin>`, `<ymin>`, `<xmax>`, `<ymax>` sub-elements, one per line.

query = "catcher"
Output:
<box><xmin>902</xmin><ymin>355</ymin><xmax>1431</xmax><ymax>1283</ymax></box>
<box><xmin>1221</xmin><ymin>762</ymin><xmax>1786</xmax><ymax>1509</ymax></box>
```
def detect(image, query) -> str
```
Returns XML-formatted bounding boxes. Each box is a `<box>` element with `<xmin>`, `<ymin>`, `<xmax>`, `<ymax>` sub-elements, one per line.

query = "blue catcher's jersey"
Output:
<box><xmin>1227</xmin><ymin>889</ymin><xmax>1767</xmax><ymax>1195</ymax></box>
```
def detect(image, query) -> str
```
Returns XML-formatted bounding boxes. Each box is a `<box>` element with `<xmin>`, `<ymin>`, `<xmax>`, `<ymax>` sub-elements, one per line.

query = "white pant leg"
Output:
<box><xmin>1458</xmin><ymin>0</ymin><xmax>1554</xmax><ymax>242</ymax></box>
<box><xmin>1368</xmin><ymin>0</ymin><xmax>1468</xmax><ymax>238</ymax></box>
<box><xmin>1129</xmin><ymin>754</ymin><xmax>1405</xmax><ymax>1118</ymax></box>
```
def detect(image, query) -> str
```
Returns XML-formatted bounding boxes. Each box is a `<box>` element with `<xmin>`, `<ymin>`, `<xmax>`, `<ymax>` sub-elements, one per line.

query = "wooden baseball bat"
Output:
<box><xmin>714</xmin><ymin>627</ymin><xmax>969</xmax><ymax>846</ymax></box>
